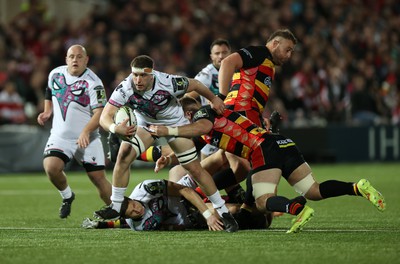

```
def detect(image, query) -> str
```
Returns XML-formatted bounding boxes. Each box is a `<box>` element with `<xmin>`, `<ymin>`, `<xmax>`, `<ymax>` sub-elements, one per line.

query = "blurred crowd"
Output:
<box><xmin>0</xmin><ymin>0</ymin><xmax>399</xmax><ymax>127</ymax></box>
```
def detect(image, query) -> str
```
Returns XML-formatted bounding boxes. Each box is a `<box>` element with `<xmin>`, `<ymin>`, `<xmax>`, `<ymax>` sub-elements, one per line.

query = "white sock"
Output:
<box><xmin>110</xmin><ymin>186</ymin><xmax>127</xmax><ymax>212</ymax></box>
<box><xmin>208</xmin><ymin>191</ymin><xmax>229</xmax><ymax>217</ymax></box>
<box><xmin>59</xmin><ymin>186</ymin><xmax>72</xmax><ymax>200</ymax></box>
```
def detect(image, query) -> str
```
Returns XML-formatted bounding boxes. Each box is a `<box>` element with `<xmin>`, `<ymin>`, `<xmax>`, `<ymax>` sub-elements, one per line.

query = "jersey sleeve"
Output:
<box><xmin>130</xmin><ymin>180</ymin><xmax>167</xmax><ymax>203</ymax></box>
<box><xmin>108</xmin><ymin>81</ymin><xmax>129</xmax><ymax>107</ymax></box>
<box><xmin>170</xmin><ymin>76</ymin><xmax>190</xmax><ymax>98</ymax></box>
<box><xmin>192</xmin><ymin>105</ymin><xmax>216</xmax><ymax>123</ymax></box>
<box><xmin>237</xmin><ymin>46</ymin><xmax>272</xmax><ymax>69</ymax></box>
<box><xmin>90</xmin><ymin>85</ymin><xmax>107</xmax><ymax>110</ymax></box>
<box><xmin>86</xmin><ymin>70</ymin><xmax>107</xmax><ymax>110</ymax></box>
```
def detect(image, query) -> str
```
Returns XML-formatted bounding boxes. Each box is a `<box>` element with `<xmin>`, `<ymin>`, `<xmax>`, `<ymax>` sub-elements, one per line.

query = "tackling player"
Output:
<box><xmin>149</xmin><ymin>97</ymin><xmax>387</xmax><ymax>233</ymax></box>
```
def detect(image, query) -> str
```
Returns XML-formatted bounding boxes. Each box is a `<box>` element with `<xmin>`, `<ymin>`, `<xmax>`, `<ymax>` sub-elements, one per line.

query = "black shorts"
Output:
<box><xmin>250</xmin><ymin>134</ymin><xmax>305</xmax><ymax>180</ymax></box>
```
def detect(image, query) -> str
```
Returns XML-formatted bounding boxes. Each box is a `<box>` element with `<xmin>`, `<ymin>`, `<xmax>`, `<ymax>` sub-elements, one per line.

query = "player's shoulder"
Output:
<box><xmin>155</xmin><ymin>70</ymin><xmax>187</xmax><ymax>82</ymax></box>
<box><xmin>140</xmin><ymin>179</ymin><xmax>167</xmax><ymax>195</ymax></box>
<box><xmin>239</xmin><ymin>45</ymin><xmax>270</xmax><ymax>57</ymax></box>
<box><xmin>82</xmin><ymin>68</ymin><xmax>103</xmax><ymax>83</ymax></box>
<box><xmin>193</xmin><ymin>105</ymin><xmax>215</xmax><ymax>121</ymax></box>
<box><xmin>200</xmin><ymin>63</ymin><xmax>215</xmax><ymax>74</ymax></box>
<box><xmin>49</xmin><ymin>65</ymin><xmax>66</xmax><ymax>76</ymax></box>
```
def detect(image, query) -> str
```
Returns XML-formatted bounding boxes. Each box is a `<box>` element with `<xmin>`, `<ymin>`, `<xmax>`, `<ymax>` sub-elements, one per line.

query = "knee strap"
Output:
<box><xmin>130</xmin><ymin>135</ymin><xmax>145</xmax><ymax>159</ymax></box>
<box><xmin>253</xmin><ymin>182</ymin><xmax>276</xmax><ymax>199</ymax></box>
<box><xmin>175</xmin><ymin>147</ymin><xmax>198</xmax><ymax>165</ymax></box>
<box><xmin>292</xmin><ymin>173</ymin><xmax>315</xmax><ymax>195</ymax></box>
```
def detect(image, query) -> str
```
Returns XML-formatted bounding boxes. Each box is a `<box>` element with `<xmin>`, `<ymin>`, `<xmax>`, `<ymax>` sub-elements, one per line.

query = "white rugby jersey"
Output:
<box><xmin>125</xmin><ymin>179</ymin><xmax>192</xmax><ymax>231</ymax></box>
<box><xmin>108</xmin><ymin>70</ymin><xmax>189</xmax><ymax>126</ymax></box>
<box><xmin>48</xmin><ymin>66</ymin><xmax>106</xmax><ymax>140</ymax></box>
<box><xmin>194</xmin><ymin>63</ymin><xmax>219</xmax><ymax>106</ymax></box>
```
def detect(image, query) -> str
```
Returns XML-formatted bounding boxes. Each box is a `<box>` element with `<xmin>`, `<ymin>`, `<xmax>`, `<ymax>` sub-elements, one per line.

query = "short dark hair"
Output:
<box><xmin>210</xmin><ymin>38</ymin><xmax>231</xmax><ymax>51</ymax></box>
<box><xmin>180</xmin><ymin>96</ymin><xmax>201</xmax><ymax>112</ymax></box>
<box><xmin>130</xmin><ymin>55</ymin><xmax>154</xmax><ymax>69</ymax></box>
<box><xmin>119</xmin><ymin>196</ymin><xmax>131</xmax><ymax>218</ymax></box>
<box><xmin>267</xmin><ymin>29</ymin><xmax>297</xmax><ymax>44</ymax></box>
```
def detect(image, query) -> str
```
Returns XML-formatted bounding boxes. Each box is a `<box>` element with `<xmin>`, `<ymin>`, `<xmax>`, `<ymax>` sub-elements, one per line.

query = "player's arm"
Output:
<box><xmin>148</xmin><ymin>118</ymin><xmax>213</xmax><ymax>138</ymax></box>
<box><xmin>166</xmin><ymin>181</ymin><xmax>224</xmax><ymax>231</ymax></box>
<box><xmin>99</xmin><ymin>103</ymin><xmax>118</xmax><ymax>132</ymax></box>
<box><xmin>37</xmin><ymin>88</ymin><xmax>53</xmax><ymax>126</ymax></box>
<box><xmin>218</xmin><ymin>52</ymin><xmax>243</xmax><ymax>97</ymax></box>
<box><xmin>186</xmin><ymin>79</ymin><xmax>224</xmax><ymax>115</ymax></box>
<box><xmin>99</xmin><ymin>103</ymin><xmax>135</xmax><ymax>138</ymax></box>
<box><xmin>77</xmin><ymin>107</ymin><xmax>103</xmax><ymax>148</ymax></box>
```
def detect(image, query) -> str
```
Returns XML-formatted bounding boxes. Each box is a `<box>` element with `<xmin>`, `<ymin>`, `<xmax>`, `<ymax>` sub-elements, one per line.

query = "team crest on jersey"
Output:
<box><xmin>128</xmin><ymin>90</ymin><xmax>172</xmax><ymax>119</ymax></box>
<box><xmin>264</xmin><ymin>76</ymin><xmax>272</xmax><ymax>87</ymax></box>
<box><xmin>51</xmin><ymin>73</ymin><xmax>90</xmax><ymax>120</ymax></box>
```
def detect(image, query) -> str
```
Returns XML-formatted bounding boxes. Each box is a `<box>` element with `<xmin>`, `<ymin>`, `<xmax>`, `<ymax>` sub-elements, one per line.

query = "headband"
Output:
<box><xmin>131</xmin><ymin>67</ymin><xmax>153</xmax><ymax>74</ymax></box>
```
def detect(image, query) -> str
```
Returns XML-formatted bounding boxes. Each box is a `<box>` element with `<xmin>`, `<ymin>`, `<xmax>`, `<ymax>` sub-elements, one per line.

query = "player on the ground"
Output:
<box><xmin>149</xmin><ymin>97</ymin><xmax>386</xmax><ymax>233</ymax></box>
<box><xmin>83</xmin><ymin>175</ymin><xmax>270</xmax><ymax>231</ymax></box>
<box><xmin>37</xmin><ymin>44</ymin><xmax>111</xmax><ymax>218</ymax></box>
<box><xmin>94</xmin><ymin>55</ymin><xmax>238</xmax><ymax>232</ymax></box>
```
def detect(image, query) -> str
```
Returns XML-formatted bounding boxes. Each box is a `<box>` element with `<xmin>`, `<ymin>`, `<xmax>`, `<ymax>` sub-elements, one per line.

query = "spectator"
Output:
<box><xmin>0</xmin><ymin>80</ymin><xmax>26</xmax><ymax>124</ymax></box>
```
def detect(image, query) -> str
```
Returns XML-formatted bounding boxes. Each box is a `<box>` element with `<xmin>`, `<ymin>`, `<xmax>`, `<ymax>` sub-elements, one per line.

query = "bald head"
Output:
<box><xmin>66</xmin><ymin>45</ymin><xmax>89</xmax><ymax>76</ymax></box>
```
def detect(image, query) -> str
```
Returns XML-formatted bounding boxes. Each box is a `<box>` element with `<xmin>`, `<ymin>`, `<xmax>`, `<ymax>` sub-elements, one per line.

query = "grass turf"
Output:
<box><xmin>0</xmin><ymin>162</ymin><xmax>399</xmax><ymax>264</ymax></box>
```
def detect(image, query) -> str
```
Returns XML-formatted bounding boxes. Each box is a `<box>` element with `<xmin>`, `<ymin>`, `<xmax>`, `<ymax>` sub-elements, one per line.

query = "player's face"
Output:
<box><xmin>210</xmin><ymin>44</ymin><xmax>231</xmax><ymax>69</ymax></box>
<box><xmin>66</xmin><ymin>46</ymin><xmax>89</xmax><ymax>76</ymax></box>
<box><xmin>271</xmin><ymin>38</ymin><xmax>295</xmax><ymax>66</ymax></box>
<box><xmin>125</xmin><ymin>200</ymin><xmax>145</xmax><ymax>219</ymax></box>
<box><xmin>132</xmin><ymin>72</ymin><xmax>153</xmax><ymax>91</ymax></box>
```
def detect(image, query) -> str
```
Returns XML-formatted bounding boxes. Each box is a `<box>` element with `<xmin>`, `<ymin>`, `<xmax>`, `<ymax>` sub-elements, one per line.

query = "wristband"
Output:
<box><xmin>217</xmin><ymin>93</ymin><xmax>226</xmax><ymax>100</ymax></box>
<box><xmin>109</xmin><ymin>123</ymin><xmax>116</xmax><ymax>134</ymax></box>
<box><xmin>202</xmin><ymin>209</ymin><xmax>212</xmax><ymax>220</ymax></box>
<box><xmin>167</xmin><ymin>126</ymin><xmax>178</xmax><ymax>136</ymax></box>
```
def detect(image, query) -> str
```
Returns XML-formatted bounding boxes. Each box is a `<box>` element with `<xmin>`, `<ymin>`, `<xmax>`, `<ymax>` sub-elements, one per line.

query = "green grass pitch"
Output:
<box><xmin>0</xmin><ymin>162</ymin><xmax>399</xmax><ymax>264</ymax></box>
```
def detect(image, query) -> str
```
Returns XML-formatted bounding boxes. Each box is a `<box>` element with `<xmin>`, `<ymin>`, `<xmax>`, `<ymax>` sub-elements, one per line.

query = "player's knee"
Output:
<box><xmin>253</xmin><ymin>182</ymin><xmax>276</xmax><ymax>212</ymax></box>
<box><xmin>176</xmin><ymin>147</ymin><xmax>198</xmax><ymax>165</ymax></box>
<box><xmin>303</xmin><ymin>182</ymin><xmax>323</xmax><ymax>201</ymax></box>
<box><xmin>292</xmin><ymin>173</ymin><xmax>317</xmax><ymax>197</ymax></box>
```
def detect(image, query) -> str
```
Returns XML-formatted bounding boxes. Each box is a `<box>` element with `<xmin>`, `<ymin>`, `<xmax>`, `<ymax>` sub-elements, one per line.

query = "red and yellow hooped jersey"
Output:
<box><xmin>224</xmin><ymin>46</ymin><xmax>275</xmax><ymax>119</ymax></box>
<box><xmin>193</xmin><ymin>106</ymin><xmax>268</xmax><ymax>160</ymax></box>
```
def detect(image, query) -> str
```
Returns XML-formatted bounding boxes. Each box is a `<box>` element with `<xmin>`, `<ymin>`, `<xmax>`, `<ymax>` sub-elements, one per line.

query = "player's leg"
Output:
<box><xmin>94</xmin><ymin>127</ymin><xmax>154</xmax><ymax>220</ymax></box>
<box><xmin>223</xmin><ymin>152</ymin><xmax>249</xmax><ymax>203</ymax></box>
<box><xmin>80</xmin><ymin>137</ymin><xmax>111</xmax><ymax>205</ymax></box>
<box><xmin>43</xmin><ymin>137</ymin><xmax>76</xmax><ymax>218</ymax></box>
<box><xmin>288</xmin><ymin>163</ymin><xmax>386</xmax><ymax>212</ymax></box>
<box><xmin>168</xmin><ymin>137</ymin><xmax>238</xmax><ymax>232</ymax></box>
<box><xmin>85</xmin><ymin>169</ymin><xmax>111</xmax><ymax>205</ymax></box>
<box><xmin>252</xmin><ymin>168</ymin><xmax>314</xmax><ymax>233</ymax></box>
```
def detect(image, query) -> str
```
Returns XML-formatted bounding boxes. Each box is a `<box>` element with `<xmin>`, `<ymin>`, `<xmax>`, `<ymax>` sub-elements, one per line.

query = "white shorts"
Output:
<box><xmin>44</xmin><ymin>134</ymin><xmax>105</xmax><ymax>166</ymax></box>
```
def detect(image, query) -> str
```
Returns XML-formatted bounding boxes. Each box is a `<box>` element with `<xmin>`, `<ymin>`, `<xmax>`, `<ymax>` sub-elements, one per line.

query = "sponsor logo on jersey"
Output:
<box><xmin>241</xmin><ymin>48</ymin><xmax>253</xmax><ymax>58</ymax></box>
<box><xmin>193</xmin><ymin>109</ymin><xmax>209</xmax><ymax>121</ymax></box>
<box><xmin>172</xmin><ymin>77</ymin><xmax>189</xmax><ymax>93</ymax></box>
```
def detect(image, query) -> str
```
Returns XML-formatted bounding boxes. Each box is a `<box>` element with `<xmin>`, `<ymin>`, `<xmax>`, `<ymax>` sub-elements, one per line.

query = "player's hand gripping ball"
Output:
<box><xmin>114</xmin><ymin>106</ymin><xmax>137</xmax><ymax>141</ymax></box>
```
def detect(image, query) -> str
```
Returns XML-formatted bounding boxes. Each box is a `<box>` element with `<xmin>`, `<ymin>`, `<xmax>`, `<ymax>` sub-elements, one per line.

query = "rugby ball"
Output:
<box><xmin>114</xmin><ymin>106</ymin><xmax>137</xmax><ymax>140</ymax></box>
